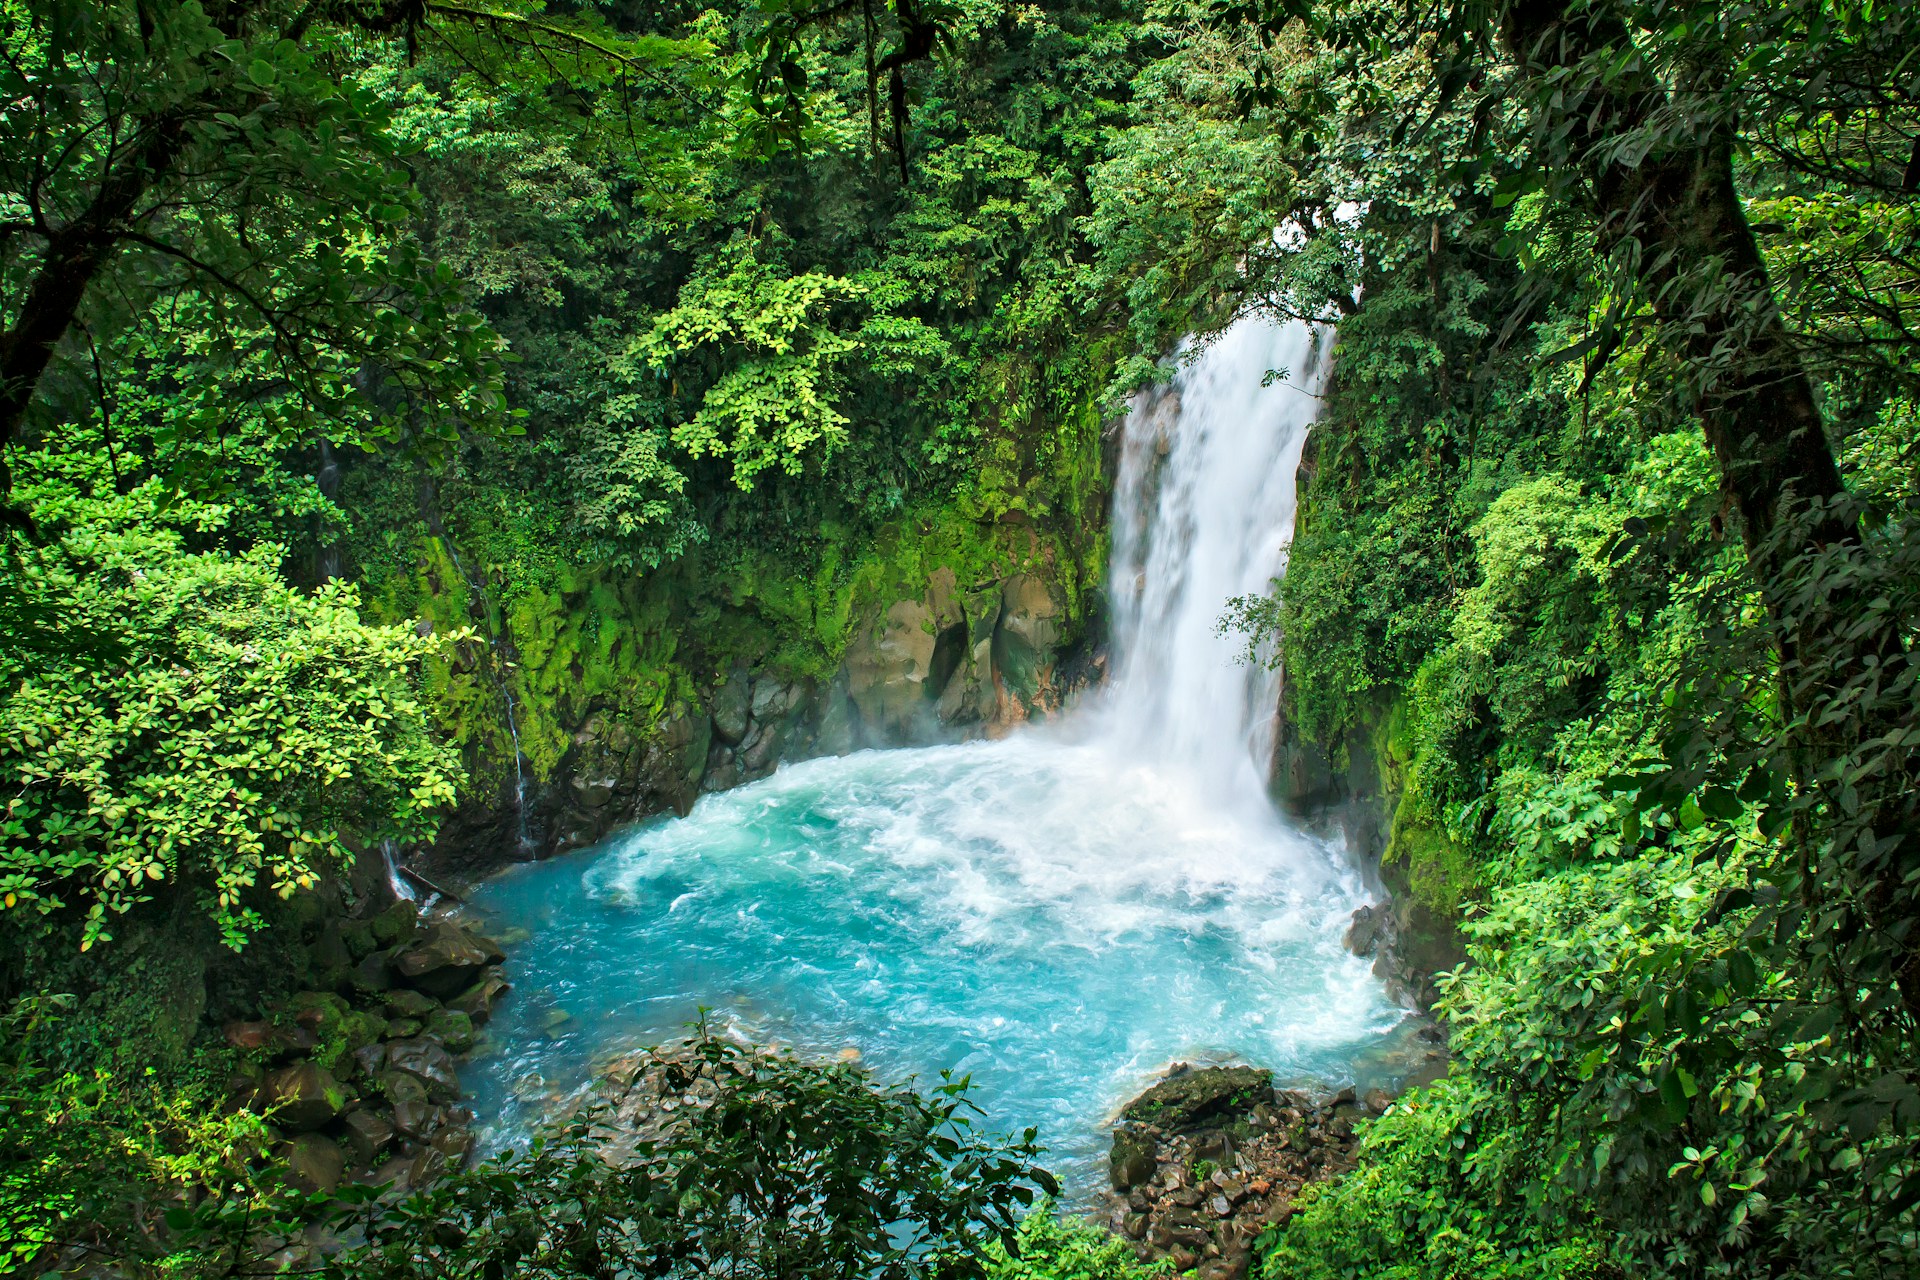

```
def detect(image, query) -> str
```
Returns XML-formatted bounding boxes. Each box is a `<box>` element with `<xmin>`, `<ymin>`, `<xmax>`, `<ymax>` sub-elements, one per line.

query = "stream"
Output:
<box><xmin>464</xmin><ymin>314</ymin><xmax>1409</xmax><ymax>1195</ymax></box>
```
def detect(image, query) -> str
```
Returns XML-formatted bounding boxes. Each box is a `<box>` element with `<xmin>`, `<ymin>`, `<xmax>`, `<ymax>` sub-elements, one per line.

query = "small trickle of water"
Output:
<box><xmin>466</xmin><ymin>313</ymin><xmax>1397</xmax><ymax>1195</ymax></box>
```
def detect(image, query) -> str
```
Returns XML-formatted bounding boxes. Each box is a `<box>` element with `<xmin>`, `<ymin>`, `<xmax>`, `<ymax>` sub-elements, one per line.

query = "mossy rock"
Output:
<box><xmin>370</xmin><ymin>901</ymin><xmax>423</xmax><ymax>948</ymax></box>
<box><xmin>1110</xmin><ymin>1127</ymin><xmax>1157</xmax><ymax>1191</ymax></box>
<box><xmin>340</xmin><ymin>920</ymin><xmax>378</xmax><ymax>960</ymax></box>
<box><xmin>425</xmin><ymin>1008</ymin><xmax>475</xmax><ymax>1054</ymax></box>
<box><xmin>383</xmin><ymin>988</ymin><xmax>438</xmax><ymax>1019</ymax></box>
<box><xmin>1121</xmin><ymin>1066</ymin><xmax>1275</xmax><ymax>1132</ymax></box>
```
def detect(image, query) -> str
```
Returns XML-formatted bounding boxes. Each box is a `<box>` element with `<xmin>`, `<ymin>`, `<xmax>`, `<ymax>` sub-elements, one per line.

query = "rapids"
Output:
<box><xmin>465</xmin><ymin>313</ymin><xmax>1406</xmax><ymax>1195</ymax></box>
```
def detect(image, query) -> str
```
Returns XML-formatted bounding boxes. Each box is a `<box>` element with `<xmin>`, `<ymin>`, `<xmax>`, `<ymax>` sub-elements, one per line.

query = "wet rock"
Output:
<box><xmin>1192</xmin><ymin>1130</ymin><xmax>1236</xmax><ymax>1165</ymax></box>
<box><xmin>383</xmin><ymin>988</ymin><xmax>437</xmax><ymax>1019</ymax></box>
<box><xmin>711</xmin><ymin>671</ymin><xmax>750</xmax><ymax>745</ymax></box>
<box><xmin>342</xmin><ymin>1109</ymin><xmax>395</xmax><ymax>1165</ymax></box>
<box><xmin>844</xmin><ymin>599</ymin><xmax>937</xmax><ymax>742</ymax></box>
<box><xmin>385</xmin><ymin>1017</ymin><xmax>422</xmax><ymax>1039</ymax></box>
<box><xmin>426</xmin><ymin>1008</ymin><xmax>475</xmax><ymax>1054</ymax></box>
<box><xmin>750</xmin><ymin>678</ymin><xmax>793</xmax><ymax>720</ymax></box>
<box><xmin>1123</xmin><ymin>1066</ymin><xmax>1274</xmax><ymax>1132</ymax></box>
<box><xmin>430</xmin><ymin>1126</ymin><xmax>475</xmax><ymax>1168</ymax></box>
<box><xmin>447</xmin><ymin>969</ymin><xmax>509</xmax><ymax>1025</ymax></box>
<box><xmin>1344</xmin><ymin>903</ymin><xmax>1386</xmax><ymax>957</ymax></box>
<box><xmin>284</xmin><ymin>1134</ymin><xmax>345</xmax><ymax>1193</ymax></box>
<box><xmin>989</xmin><ymin>574</ymin><xmax>1061</xmax><ymax>712</ymax></box>
<box><xmin>261</xmin><ymin>1062</ymin><xmax>347</xmax><ymax>1132</ymax></box>
<box><xmin>378</xmin><ymin>1068</ymin><xmax>429</xmax><ymax>1106</ymax></box>
<box><xmin>395</xmin><ymin>923</ymin><xmax>500</xmax><ymax>997</ymax></box>
<box><xmin>391</xmin><ymin>1100</ymin><xmax>443</xmax><ymax>1139</ymax></box>
<box><xmin>387</xmin><ymin>1037</ymin><xmax>460</xmax><ymax>1097</ymax></box>
<box><xmin>1111</xmin><ymin>1128</ymin><xmax>1157</xmax><ymax>1191</ymax></box>
<box><xmin>570</xmin><ymin>772</ymin><xmax>620</xmax><ymax>809</ymax></box>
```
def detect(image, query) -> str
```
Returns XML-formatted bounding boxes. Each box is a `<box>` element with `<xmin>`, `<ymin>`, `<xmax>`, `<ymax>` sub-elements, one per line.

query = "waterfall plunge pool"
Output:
<box><xmin>462</xmin><ymin>728</ymin><xmax>1411</xmax><ymax>1197</ymax></box>
<box><xmin>463</xmin><ymin>313</ymin><xmax>1415</xmax><ymax>1197</ymax></box>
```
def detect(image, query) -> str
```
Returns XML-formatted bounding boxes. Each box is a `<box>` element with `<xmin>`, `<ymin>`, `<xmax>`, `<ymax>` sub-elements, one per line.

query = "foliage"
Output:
<box><xmin>152</xmin><ymin>1031</ymin><xmax>1059</xmax><ymax>1280</ymax></box>
<box><xmin>978</xmin><ymin>1201</ymin><xmax>1171</xmax><ymax>1280</ymax></box>
<box><xmin>0</xmin><ymin>991</ymin><xmax>269</xmax><ymax>1277</ymax></box>
<box><xmin>0</xmin><ymin>492</ymin><xmax>460</xmax><ymax>949</ymax></box>
<box><xmin>1236</xmin><ymin>2</ymin><xmax>1920</xmax><ymax>1276</ymax></box>
<box><xmin>1259</xmin><ymin>1079</ymin><xmax>1611</xmax><ymax>1280</ymax></box>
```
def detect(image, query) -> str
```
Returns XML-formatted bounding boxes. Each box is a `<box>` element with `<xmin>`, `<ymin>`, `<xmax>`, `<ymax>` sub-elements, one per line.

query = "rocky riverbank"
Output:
<box><xmin>223</xmin><ymin>899</ymin><xmax>509</xmax><ymax>1198</ymax></box>
<box><xmin>1105</xmin><ymin>1060</ymin><xmax>1442</xmax><ymax>1280</ymax></box>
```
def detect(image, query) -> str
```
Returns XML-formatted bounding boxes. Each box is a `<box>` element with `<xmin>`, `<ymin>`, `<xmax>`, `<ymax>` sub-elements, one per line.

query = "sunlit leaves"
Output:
<box><xmin>0</xmin><ymin>519</ymin><xmax>461</xmax><ymax>949</ymax></box>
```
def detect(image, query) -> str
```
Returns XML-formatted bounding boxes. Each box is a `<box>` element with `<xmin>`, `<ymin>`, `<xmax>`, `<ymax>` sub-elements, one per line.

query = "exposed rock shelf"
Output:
<box><xmin>1105</xmin><ymin>1062</ymin><xmax>1442</xmax><ymax>1280</ymax></box>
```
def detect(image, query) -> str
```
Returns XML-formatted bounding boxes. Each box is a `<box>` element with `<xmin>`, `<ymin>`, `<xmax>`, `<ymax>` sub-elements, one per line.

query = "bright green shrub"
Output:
<box><xmin>0</xmin><ymin>523</ymin><xmax>460</xmax><ymax>949</ymax></box>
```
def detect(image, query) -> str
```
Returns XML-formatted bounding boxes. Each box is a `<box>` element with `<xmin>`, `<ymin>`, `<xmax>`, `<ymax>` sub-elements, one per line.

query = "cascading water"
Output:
<box><xmin>1103</xmin><ymin>318</ymin><xmax>1332</xmax><ymax>801</ymax></box>
<box><xmin>465</xmin><ymin>313</ymin><xmax>1402</xmax><ymax>1194</ymax></box>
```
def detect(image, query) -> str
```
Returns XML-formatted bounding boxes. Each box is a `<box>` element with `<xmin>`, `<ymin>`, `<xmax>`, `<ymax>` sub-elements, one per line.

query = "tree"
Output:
<box><xmin>0</xmin><ymin>0</ymin><xmax>712</xmax><ymax>510</ymax></box>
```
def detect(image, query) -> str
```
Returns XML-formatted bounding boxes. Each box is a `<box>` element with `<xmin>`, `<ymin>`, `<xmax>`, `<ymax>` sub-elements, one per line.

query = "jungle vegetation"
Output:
<box><xmin>1</xmin><ymin>0</ymin><xmax>1917</xmax><ymax>1277</ymax></box>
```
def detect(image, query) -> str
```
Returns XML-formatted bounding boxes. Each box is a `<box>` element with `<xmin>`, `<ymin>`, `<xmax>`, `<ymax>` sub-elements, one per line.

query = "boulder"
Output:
<box><xmin>1344</xmin><ymin>904</ymin><xmax>1386</xmax><ymax>957</ymax></box>
<box><xmin>369</xmin><ymin>901</ymin><xmax>421</xmax><ymax>948</ymax></box>
<box><xmin>377</xmin><ymin>1068</ymin><xmax>429</xmax><ymax>1106</ymax></box>
<box><xmin>284</xmin><ymin>1134</ymin><xmax>345</xmax><ymax>1193</ymax></box>
<box><xmin>749</xmin><ymin>677</ymin><xmax>793</xmax><ymax>720</ymax></box>
<box><xmin>392</xmin><ymin>1099</ymin><xmax>444</xmax><ymax>1139</ymax></box>
<box><xmin>447</xmin><ymin>969</ymin><xmax>509</xmax><ymax>1025</ymax></box>
<box><xmin>711</xmin><ymin>671</ymin><xmax>751</xmax><ymax>745</ymax></box>
<box><xmin>1122</xmin><ymin>1066</ymin><xmax>1274</xmax><ymax>1132</ymax></box>
<box><xmin>350</xmin><ymin>951</ymin><xmax>393</xmax><ymax>994</ymax></box>
<box><xmin>843</xmin><ymin>599</ymin><xmax>937</xmax><ymax>741</ymax></box>
<box><xmin>261</xmin><ymin>1062</ymin><xmax>347</xmax><ymax>1132</ymax></box>
<box><xmin>425</xmin><ymin>1008</ymin><xmax>475</xmax><ymax>1054</ymax></box>
<box><xmin>387</xmin><ymin>1037</ymin><xmax>461</xmax><ymax>1097</ymax></box>
<box><xmin>383</xmin><ymin>987</ymin><xmax>437</xmax><ymax>1019</ymax></box>
<box><xmin>341</xmin><ymin>1109</ymin><xmax>395</xmax><ymax>1165</ymax></box>
<box><xmin>989</xmin><ymin>574</ymin><xmax>1061</xmax><ymax>709</ymax></box>
<box><xmin>353</xmin><ymin>1042</ymin><xmax>388</xmax><ymax>1080</ymax></box>
<box><xmin>395</xmin><ymin>923</ymin><xmax>499</xmax><ymax>997</ymax></box>
<box><xmin>1110</xmin><ymin>1127</ymin><xmax>1158</xmax><ymax>1191</ymax></box>
<box><xmin>430</xmin><ymin>1125</ymin><xmax>475</xmax><ymax>1169</ymax></box>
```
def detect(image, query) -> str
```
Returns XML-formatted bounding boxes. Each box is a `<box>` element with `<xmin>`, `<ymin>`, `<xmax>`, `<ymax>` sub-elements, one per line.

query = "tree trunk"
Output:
<box><xmin>0</xmin><ymin>231</ymin><xmax>118</xmax><ymax>483</ymax></box>
<box><xmin>1499</xmin><ymin>0</ymin><xmax>1920</xmax><ymax>1015</ymax></box>
<box><xmin>0</xmin><ymin>115</ymin><xmax>185</xmax><ymax>493</ymax></box>
<box><xmin>1500</xmin><ymin>0</ymin><xmax>1853</xmax><ymax>569</ymax></box>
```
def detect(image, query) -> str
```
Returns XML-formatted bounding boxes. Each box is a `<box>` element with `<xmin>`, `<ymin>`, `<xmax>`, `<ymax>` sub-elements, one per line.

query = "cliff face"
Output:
<box><xmin>379</xmin><ymin>490</ymin><xmax>1108</xmax><ymax>885</ymax></box>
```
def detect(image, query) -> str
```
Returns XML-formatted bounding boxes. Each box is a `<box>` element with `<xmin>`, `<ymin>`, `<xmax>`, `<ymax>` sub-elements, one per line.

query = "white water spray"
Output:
<box><xmin>1101</xmin><ymin>315</ymin><xmax>1334</xmax><ymax>800</ymax></box>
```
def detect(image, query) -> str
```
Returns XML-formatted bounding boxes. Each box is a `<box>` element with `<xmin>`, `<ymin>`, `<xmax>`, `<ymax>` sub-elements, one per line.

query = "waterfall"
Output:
<box><xmin>465</xmin><ymin>309</ymin><xmax>1399</xmax><ymax>1196</ymax></box>
<box><xmin>1102</xmin><ymin>314</ymin><xmax>1334</xmax><ymax>801</ymax></box>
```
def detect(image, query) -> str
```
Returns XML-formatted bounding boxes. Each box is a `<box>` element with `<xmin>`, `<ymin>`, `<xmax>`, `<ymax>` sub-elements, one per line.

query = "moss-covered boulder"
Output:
<box><xmin>395</xmin><ymin>923</ymin><xmax>501</xmax><ymax>997</ymax></box>
<box><xmin>1111</xmin><ymin>1127</ymin><xmax>1158</xmax><ymax>1190</ymax></box>
<box><xmin>284</xmin><ymin>1133</ymin><xmax>345</xmax><ymax>1193</ymax></box>
<box><xmin>1121</xmin><ymin>1066</ymin><xmax>1275</xmax><ymax>1132</ymax></box>
<box><xmin>261</xmin><ymin>1061</ymin><xmax>348</xmax><ymax>1132</ymax></box>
